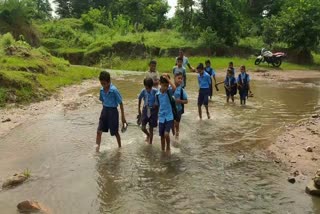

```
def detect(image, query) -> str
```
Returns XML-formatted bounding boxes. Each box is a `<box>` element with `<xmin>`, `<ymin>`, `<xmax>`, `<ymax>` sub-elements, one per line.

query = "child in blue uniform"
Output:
<box><xmin>155</xmin><ymin>74</ymin><xmax>176</xmax><ymax>152</ymax></box>
<box><xmin>192</xmin><ymin>63</ymin><xmax>211</xmax><ymax>119</ymax></box>
<box><xmin>173</xmin><ymin>57</ymin><xmax>187</xmax><ymax>88</ymax></box>
<box><xmin>237</xmin><ymin>65</ymin><xmax>252</xmax><ymax>105</ymax></box>
<box><xmin>173</xmin><ymin>72</ymin><xmax>188</xmax><ymax>139</ymax></box>
<box><xmin>138</xmin><ymin>77</ymin><xmax>158</xmax><ymax>144</ymax></box>
<box><xmin>224</xmin><ymin>68</ymin><xmax>237</xmax><ymax>102</ymax></box>
<box><xmin>204</xmin><ymin>60</ymin><xmax>217</xmax><ymax>99</ymax></box>
<box><xmin>96</xmin><ymin>71</ymin><xmax>127</xmax><ymax>152</ymax></box>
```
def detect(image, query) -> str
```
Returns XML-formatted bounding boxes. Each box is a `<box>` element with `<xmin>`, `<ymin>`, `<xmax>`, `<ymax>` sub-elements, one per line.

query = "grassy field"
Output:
<box><xmin>103</xmin><ymin>56</ymin><xmax>319</xmax><ymax>73</ymax></box>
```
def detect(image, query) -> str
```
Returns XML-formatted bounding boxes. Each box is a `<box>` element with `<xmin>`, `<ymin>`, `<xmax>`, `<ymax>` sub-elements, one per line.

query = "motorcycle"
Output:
<box><xmin>254</xmin><ymin>48</ymin><xmax>286</xmax><ymax>67</ymax></box>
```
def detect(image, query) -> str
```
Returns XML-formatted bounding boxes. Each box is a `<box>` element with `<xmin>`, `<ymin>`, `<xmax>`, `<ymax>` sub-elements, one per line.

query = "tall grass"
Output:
<box><xmin>103</xmin><ymin>56</ymin><xmax>315</xmax><ymax>73</ymax></box>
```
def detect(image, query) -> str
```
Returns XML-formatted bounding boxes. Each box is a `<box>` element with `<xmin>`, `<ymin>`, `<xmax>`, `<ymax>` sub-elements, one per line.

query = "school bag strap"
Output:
<box><xmin>167</xmin><ymin>90</ymin><xmax>179</xmax><ymax>120</ymax></box>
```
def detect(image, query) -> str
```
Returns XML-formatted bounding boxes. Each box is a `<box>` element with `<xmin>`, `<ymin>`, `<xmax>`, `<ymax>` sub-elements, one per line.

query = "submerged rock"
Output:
<box><xmin>17</xmin><ymin>200</ymin><xmax>42</xmax><ymax>213</ymax></box>
<box><xmin>2</xmin><ymin>173</ymin><xmax>28</xmax><ymax>188</ymax></box>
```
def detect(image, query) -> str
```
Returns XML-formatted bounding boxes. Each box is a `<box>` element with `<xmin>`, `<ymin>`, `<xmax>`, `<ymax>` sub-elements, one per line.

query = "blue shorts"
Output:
<box><xmin>98</xmin><ymin>107</ymin><xmax>119</xmax><ymax>136</ymax></box>
<box><xmin>159</xmin><ymin>120</ymin><xmax>174</xmax><ymax>136</ymax></box>
<box><xmin>141</xmin><ymin>107</ymin><xmax>158</xmax><ymax>128</ymax></box>
<box><xmin>198</xmin><ymin>88</ymin><xmax>210</xmax><ymax>106</ymax></box>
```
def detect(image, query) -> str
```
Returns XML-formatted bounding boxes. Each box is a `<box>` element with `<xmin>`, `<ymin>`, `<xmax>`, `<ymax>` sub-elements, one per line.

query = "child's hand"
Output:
<box><xmin>121</xmin><ymin>116</ymin><xmax>126</xmax><ymax>125</ymax></box>
<box><xmin>162</xmin><ymin>74</ymin><xmax>170</xmax><ymax>80</ymax></box>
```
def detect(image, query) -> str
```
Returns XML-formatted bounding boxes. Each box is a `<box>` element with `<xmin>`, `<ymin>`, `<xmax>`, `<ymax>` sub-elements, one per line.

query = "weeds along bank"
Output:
<box><xmin>0</xmin><ymin>33</ymin><xmax>99</xmax><ymax>107</ymax></box>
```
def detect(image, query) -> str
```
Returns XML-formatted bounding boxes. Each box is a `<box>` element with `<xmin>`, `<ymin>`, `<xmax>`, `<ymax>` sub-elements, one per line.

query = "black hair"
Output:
<box><xmin>229</xmin><ymin>61</ymin><xmax>233</xmax><ymax>65</ymax></box>
<box><xmin>99</xmin><ymin>71</ymin><xmax>110</xmax><ymax>82</ymax></box>
<box><xmin>174</xmin><ymin>71</ymin><xmax>183</xmax><ymax>77</ymax></box>
<box><xmin>205</xmin><ymin>59</ymin><xmax>211</xmax><ymax>64</ymax></box>
<box><xmin>197</xmin><ymin>63</ymin><xmax>204</xmax><ymax>69</ymax></box>
<box><xmin>143</xmin><ymin>77</ymin><xmax>153</xmax><ymax>88</ymax></box>
<box><xmin>177</xmin><ymin>57</ymin><xmax>183</xmax><ymax>61</ymax></box>
<box><xmin>149</xmin><ymin>59</ymin><xmax>157</xmax><ymax>65</ymax></box>
<box><xmin>160</xmin><ymin>75</ymin><xmax>169</xmax><ymax>84</ymax></box>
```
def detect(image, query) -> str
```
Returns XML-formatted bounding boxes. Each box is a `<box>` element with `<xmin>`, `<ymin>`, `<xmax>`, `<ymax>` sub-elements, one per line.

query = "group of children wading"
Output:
<box><xmin>95</xmin><ymin>50</ymin><xmax>253</xmax><ymax>152</ymax></box>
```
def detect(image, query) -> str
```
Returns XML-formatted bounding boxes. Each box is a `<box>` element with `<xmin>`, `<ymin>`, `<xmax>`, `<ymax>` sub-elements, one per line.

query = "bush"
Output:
<box><xmin>0</xmin><ymin>32</ymin><xmax>15</xmax><ymax>48</ymax></box>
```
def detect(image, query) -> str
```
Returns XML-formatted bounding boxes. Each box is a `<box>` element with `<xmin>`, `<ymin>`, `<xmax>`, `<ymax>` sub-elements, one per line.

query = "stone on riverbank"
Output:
<box><xmin>17</xmin><ymin>200</ymin><xmax>42</xmax><ymax>213</ymax></box>
<box><xmin>2</xmin><ymin>173</ymin><xmax>28</xmax><ymax>188</ymax></box>
<box><xmin>306</xmin><ymin>182</ymin><xmax>320</xmax><ymax>197</ymax></box>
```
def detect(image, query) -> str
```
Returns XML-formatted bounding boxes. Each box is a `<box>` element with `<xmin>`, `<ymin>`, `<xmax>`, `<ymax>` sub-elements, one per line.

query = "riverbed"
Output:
<box><xmin>0</xmin><ymin>71</ymin><xmax>320</xmax><ymax>213</ymax></box>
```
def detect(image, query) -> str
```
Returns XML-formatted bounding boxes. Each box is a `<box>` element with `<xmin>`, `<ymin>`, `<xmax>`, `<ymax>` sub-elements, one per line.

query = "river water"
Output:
<box><xmin>0</xmin><ymin>72</ymin><xmax>320</xmax><ymax>213</ymax></box>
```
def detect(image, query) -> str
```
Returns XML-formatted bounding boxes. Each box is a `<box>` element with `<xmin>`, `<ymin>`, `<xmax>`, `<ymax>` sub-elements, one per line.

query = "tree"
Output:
<box><xmin>197</xmin><ymin>0</ymin><xmax>241</xmax><ymax>46</ymax></box>
<box><xmin>0</xmin><ymin>0</ymin><xmax>40</xmax><ymax>45</ymax></box>
<box><xmin>54</xmin><ymin>0</ymin><xmax>72</xmax><ymax>18</ymax></box>
<box><xmin>272</xmin><ymin>0</ymin><xmax>320</xmax><ymax>63</ymax></box>
<box><xmin>175</xmin><ymin>0</ymin><xmax>195</xmax><ymax>32</ymax></box>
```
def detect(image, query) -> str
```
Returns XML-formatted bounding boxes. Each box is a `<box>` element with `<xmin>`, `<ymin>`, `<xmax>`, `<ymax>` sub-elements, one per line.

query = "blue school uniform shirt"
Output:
<box><xmin>237</xmin><ymin>72</ymin><xmax>250</xmax><ymax>84</ymax></box>
<box><xmin>173</xmin><ymin>86</ymin><xmax>188</xmax><ymax>112</ymax></box>
<box><xmin>138</xmin><ymin>88</ymin><xmax>158</xmax><ymax>107</ymax></box>
<box><xmin>155</xmin><ymin>88</ymin><xmax>174</xmax><ymax>123</ymax></box>
<box><xmin>224</xmin><ymin>76</ymin><xmax>237</xmax><ymax>87</ymax></box>
<box><xmin>99</xmin><ymin>84</ymin><xmax>123</xmax><ymax>108</ymax></box>
<box><xmin>198</xmin><ymin>71</ymin><xmax>212</xmax><ymax>89</ymax></box>
<box><xmin>205</xmin><ymin>66</ymin><xmax>216</xmax><ymax>77</ymax></box>
<box><xmin>172</xmin><ymin>66</ymin><xmax>187</xmax><ymax>88</ymax></box>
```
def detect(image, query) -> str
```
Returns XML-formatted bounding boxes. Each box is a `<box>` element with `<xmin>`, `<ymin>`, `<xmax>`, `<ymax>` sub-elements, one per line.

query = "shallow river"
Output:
<box><xmin>0</xmin><ymin>72</ymin><xmax>320</xmax><ymax>213</ymax></box>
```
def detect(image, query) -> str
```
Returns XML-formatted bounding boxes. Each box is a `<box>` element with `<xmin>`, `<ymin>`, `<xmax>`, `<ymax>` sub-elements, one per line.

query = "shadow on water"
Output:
<box><xmin>0</xmin><ymin>72</ymin><xmax>319</xmax><ymax>213</ymax></box>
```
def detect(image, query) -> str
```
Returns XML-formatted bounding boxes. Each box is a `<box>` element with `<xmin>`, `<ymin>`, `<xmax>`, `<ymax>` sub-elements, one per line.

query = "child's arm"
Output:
<box><xmin>163</xmin><ymin>74</ymin><xmax>176</xmax><ymax>91</ymax></box>
<box><xmin>119</xmin><ymin>103</ymin><xmax>126</xmax><ymax>125</ymax></box>
<box><xmin>138</xmin><ymin>98</ymin><xmax>142</xmax><ymax>116</ymax></box>
<box><xmin>175</xmin><ymin>99</ymin><xmax>188</xmax><ymax>104</ymax></box>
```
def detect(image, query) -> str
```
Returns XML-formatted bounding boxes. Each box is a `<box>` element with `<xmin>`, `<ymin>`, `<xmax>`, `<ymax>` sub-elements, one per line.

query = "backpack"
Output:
<box><xmin>180</xmin><ymin>88</ymin><xmax>185</xmax><ymax>114</ymax></box>
<box><xmin>156</xmin><ymin>90</ymin><xmax>179</xmax><ymax>121</ymax></box>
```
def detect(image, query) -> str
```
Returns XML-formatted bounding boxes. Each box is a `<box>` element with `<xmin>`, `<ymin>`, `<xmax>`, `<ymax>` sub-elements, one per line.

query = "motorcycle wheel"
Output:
<box><xmin>254</xmin><ymin>58</ymin><xmax>262</xmax><ymax>65</ymax></box>
<box><xmin>272</xmin><ymin>58</ymin><xmax>282</xmax><ymax>67</ymax></box>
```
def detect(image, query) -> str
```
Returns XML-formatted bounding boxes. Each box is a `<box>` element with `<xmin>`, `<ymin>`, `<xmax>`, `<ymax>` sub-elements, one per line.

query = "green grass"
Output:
<box><xmin>103</xmin><ymin>56</ymin><xmax>317</xmax><ymax>73</ymax></box>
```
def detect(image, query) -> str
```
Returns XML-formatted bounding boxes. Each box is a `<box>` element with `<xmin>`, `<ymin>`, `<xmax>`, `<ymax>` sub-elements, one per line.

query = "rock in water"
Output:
<box><xmin>2</xmin><ymin>173</ymin><xmax>28</xmax><ymax>188</ymax></box>
<box><xmin>17</xmin><ymin>201</ymin><xmax>42</xmax><ymax>213</ymax></box>
<box><xmin>306</xmin><ymin>182</ymin><xmax>320</xmax><ymax>197</ymax></box>
<box><xmin>287</xmin><ymin>176</ymin><xmax>296</xmax><ymax>184</ymax></box>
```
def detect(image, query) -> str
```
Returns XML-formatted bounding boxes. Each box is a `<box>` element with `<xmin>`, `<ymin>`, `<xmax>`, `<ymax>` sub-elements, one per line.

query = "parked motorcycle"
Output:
<box><xmin>254</xmin><ymin>48</ymin><xmax>286</xmax><ymax>67</ymax></box>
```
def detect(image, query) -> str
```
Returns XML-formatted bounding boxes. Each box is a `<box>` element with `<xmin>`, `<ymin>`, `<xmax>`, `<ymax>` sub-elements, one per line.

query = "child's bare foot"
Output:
<box><xmin>145</xmin><ymin>136</ymin><xmax>150</xmax><ymax>143</ymax></box>
<box><xmin>95</xmin><ymin>144</ymin><xmax>100</xmax><ymax>152</ymax></box>
<box><xmin>207</xmin><ymin>114</ymin><xmax>211</xmax><ymax>119</ymax></box>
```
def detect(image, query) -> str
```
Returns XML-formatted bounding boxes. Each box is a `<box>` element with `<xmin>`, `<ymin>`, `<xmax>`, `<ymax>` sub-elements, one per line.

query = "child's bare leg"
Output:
<box><xmin>149</xmin><ymin>127</ymin><xmax>153</xmax><ymax>144</ymax></box>
<box><xmin>227</xmin><ymin>96</ymin><xmax>230</xmax><ymax>103</ymax></box>
<box><xmin>141</xmin><ymin>125</ymin><xmax>150</xmax><ymax>142</ymax></box>
<box><xmin>115</xmin><ymin>132</ymin><xmax>121</xmax><ymax>148</ymax></box>
<box><xmin>175</xmin><ymin>121</ymin><xmax>180</xmax><ymax>138</ymax></box>
<box><xmin>160</xmin><ymin>136</ymin><xmax>165</xmax><ymax>151</ymax></box>
<box><xmin>165</xmin><ymin>132</ymin><xmax>170</xmax><ymax>151</ymax></box>
<box><xmin>205</xmin><ymin>105</ymin><xmax>210</xmax><ymax>119</ymax></box>
<box><xmin>96</xmin><ymin>131</ymin><xmax>102</xmax><ymax>152</ymax></box>
<box><xmin>198</xmin><ymin>105</ymin><xmax>202</xmax><ymax>119</ymax></box>
<box><xmin>231</xmin><ymin>96</ymin><xmax>234</xmax><ymax>102</ymax></box>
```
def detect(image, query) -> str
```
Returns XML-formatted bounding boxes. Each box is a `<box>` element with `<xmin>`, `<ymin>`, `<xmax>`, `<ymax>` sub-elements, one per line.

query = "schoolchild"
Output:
<box><xmin>172</xmin><ymin>72</ymin><xmax>188</xmax><ymax>139</ymax></box>
<box><xmin>96</xmin><ymin>71</ymin><xmax>127</xmax><ymax>152</ymax></box>
<box><xmin>237</xmin><ymin>65</ymin><xmax>252</xmax><ymax>105</ymax></box>
<box><xmin>155</xmin><ymin>75</ymin><xmax>176</xmax><ymax>152</ymax></box>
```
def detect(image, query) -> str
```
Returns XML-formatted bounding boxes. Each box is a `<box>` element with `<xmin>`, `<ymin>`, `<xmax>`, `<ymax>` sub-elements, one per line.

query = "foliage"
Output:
<box><xmin>0</xmin><ymin>33</ymin><xmax>15</xmax><ymax>48</ymax></box>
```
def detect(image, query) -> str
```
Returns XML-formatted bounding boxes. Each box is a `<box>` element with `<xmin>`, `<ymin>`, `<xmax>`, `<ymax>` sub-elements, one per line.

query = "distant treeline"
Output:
<box><xmin>0</xmin><ymin>0</ymin><xmax>320</xmax><ymax>63</ymax></box>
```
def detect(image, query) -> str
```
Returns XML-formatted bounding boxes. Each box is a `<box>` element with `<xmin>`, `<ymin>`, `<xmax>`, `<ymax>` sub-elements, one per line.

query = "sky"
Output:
<box><xmin>49</xmin><ymin>0</ymin><xmax>178</xmax><ymax>18</ymax></box>
<box><xmin>167</xmin><ymin>0</ymin><xmax>177</xmax><ymax>18</ymax></box>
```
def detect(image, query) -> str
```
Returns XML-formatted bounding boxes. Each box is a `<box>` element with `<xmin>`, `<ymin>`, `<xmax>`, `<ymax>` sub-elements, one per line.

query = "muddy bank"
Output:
<box><xmin>268</xmin><ymin>115</ymin><xmax>320</xmax><ymax>177</ymax></box>
<box><xmin>251</xmin><ymin>69</ymin><xmax>320</xmax><ymax>81</ymax></box>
